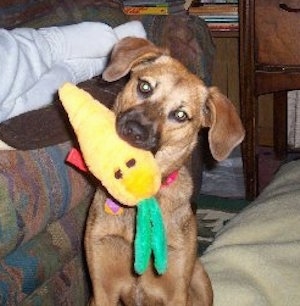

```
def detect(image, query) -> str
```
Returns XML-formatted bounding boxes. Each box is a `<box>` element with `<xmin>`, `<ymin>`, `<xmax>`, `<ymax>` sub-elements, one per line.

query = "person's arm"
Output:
<box><xmin>0</xmin><ymin>28</ymin><xmax>51</xmax><ymax>107</ymax></box>
<box><xmin>0</xmin><ymin>21</ymin><xmax>146</xmax><ymax>122</ymax></box>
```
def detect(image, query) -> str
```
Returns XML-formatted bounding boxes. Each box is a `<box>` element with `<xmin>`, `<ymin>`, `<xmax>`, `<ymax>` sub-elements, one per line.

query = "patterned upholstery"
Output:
<box><xmin>0</xmin><ymin>142</ymin><xmax>94</xmax><ymax>305</ymax></box>
<box><xmin>0</xmin><ymin>1</ymin><xmax>215</xmax><ymax>305</ymax></box>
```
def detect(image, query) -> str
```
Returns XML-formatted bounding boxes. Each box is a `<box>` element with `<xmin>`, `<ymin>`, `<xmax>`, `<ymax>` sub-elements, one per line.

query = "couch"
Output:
<box><xmin>0</xmin><ymin>1</ymin><xmax>215</xmax><ymax>305</ymax></box>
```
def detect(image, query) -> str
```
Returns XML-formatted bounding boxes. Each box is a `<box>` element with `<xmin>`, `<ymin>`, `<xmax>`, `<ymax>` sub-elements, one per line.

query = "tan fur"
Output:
<box><xmin>85</xmin><ymin>37</ymin><xmax>245</xmax><ymax>305</ymax></box>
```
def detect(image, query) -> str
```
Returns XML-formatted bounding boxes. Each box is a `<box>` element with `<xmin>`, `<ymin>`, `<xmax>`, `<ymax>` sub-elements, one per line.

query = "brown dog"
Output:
<box><xmin>85</xmin><ymin>37</ymin><xmax>245</xmax><ymax>305</ymax></box>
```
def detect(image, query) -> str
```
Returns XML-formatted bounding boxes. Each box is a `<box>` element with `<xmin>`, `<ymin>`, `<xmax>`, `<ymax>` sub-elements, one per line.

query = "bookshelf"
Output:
<box><xmin>122</xmin><ymin>0</ymin><xmax>239</xmax><ymax>38</ymax></box>
<box><xmin>185</xmin><ymin>1</ymin><xmax>240</xmax><ymax>115</ymax></box>
<box><xmin>188</xmin><ymin>0</ymin><xmax>239</xmax><ymax>37</ymax></box>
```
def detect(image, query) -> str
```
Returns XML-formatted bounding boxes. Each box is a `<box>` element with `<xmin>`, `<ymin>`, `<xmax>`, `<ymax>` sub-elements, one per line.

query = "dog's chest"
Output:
<box><xmin>121</xmin><ymin>283</ymin><xmax>166</xmax><ymax>306</ymax></box>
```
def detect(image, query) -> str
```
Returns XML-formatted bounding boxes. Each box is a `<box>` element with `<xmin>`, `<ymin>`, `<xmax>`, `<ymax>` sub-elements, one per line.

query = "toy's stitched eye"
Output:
<box><xmin>126</xmin><ymin>158</ymin><xmax>136</xmax><ymax>168</ymax></box>
<box><xmin>138</xmin><ymin>80</ymin><xmax>153</xmax><ymax>96</ymax></box>
<box><xmin>169</xmin><ymin>109</ymin><xmax>189</xmax><ymax>123</ymax></box>
<box><xmin>114</xmin><ymin>169</ymin><xmax>123</xmax><ymax>179</ymax></box>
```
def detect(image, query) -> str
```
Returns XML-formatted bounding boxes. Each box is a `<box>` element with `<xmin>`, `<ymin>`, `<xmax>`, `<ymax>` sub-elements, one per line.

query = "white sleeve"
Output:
<box><xmin>0</xmin><ymin>28</ymin><xmax>52</xmax><ymax>108</ymax></box>
<box><xmin>0</xmin><ymin>21</ymin><xmax>146</xmax><ymax>123</ymax></box>
<box><xmin>6</xmin><ymin>58</ymin><xmax>108</xmax><ymax>120</ymax></box>
<box><xmin>0</xmin><ymin>24</ymin><xmax>117</xmax><ymax>121</ymax></box>
<box><xmin>0</xmin><ymin>27</ymin><xmax>67</xmax><ymax>121</ymax></box>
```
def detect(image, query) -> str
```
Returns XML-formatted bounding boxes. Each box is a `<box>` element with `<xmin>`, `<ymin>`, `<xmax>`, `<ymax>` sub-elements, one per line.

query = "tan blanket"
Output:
<box><xmin>202</xmin><ymin>160</ymin><xmax>300</xmax><ymax>306</ymax></box>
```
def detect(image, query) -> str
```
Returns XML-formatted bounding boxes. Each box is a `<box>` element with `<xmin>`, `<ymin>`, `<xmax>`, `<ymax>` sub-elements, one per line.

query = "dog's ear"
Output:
<box><xmin>202</xmin><ymin>87</ymin><xmax>245</xmax><ymax>161</ymax></box>
<box><xmin>103</xmin><ymin>37</ymin><xmax>167</xmax><ymax>82</ymax></box>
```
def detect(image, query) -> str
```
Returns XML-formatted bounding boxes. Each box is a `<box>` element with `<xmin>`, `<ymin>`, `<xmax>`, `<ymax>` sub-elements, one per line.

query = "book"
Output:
<box><xmin>123</xmin><ymin>6</ymin><xmax>169</xmax><ymax>15</ymax></box>
<box><xmin>189</xmin><ymin>4</ymin><xmax>238</xmax><ymax>15</ymax></box>
<box><xmin>201</xmin><ymin>16</ymin><xmax>238</xmax><ymax>21</ymax></box>
<box><xmin>188</xmin><ymin>0</ymin><xmax>238</xmax><ymax>30</ymax></box>
<box><xmin>194</xmin><ymin>0</ymin><xmax>238</xmax><ymax>3</ymax></box>
<box><xmin>208</xmin><ymin>22</ymin><xmax>239</xmax><ymax>31</ymax></box>
<box><xmin>123</xmin><ymin>1</ymin><xmax>185</xmax><ymax>15</ymax></box>
<box><xmin>123</xmin><ymin>0</ymin><xmax>168</xmax><ymax>5</ymax></box>
<box><xmin>184</xmin><ymin>0</ymin><xmax>194</xmax><ymax>10</ymax></box>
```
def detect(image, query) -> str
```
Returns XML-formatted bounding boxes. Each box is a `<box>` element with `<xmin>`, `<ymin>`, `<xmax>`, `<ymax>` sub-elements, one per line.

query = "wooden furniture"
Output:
<box><xmin>211</xmin><ymin>30</ymin><xmax>239</xmax><ymax>38</ymax></box>
<box><xmin>239</xmin><ymin>0</ymin><xmax>300</xmax><ymax>199</ymax></box>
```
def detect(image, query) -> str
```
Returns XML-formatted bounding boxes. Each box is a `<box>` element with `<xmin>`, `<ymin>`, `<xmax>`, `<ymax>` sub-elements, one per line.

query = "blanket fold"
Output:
<box><xmin>202</xmin><ymin>160</ymin><xmax>300</xmax><ymax>306</ymax></box>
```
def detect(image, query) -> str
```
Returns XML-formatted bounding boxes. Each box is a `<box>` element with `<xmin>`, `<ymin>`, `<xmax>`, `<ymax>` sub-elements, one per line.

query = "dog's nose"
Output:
<box><xmin>122</xmin><ymin>120</ymin><xmax>149</xmax><ymax>144</ymax></box>
<box><xmin>116</xmin><ymin>109</ymin><xmax>159</xmax><ymax>152</ymax></box>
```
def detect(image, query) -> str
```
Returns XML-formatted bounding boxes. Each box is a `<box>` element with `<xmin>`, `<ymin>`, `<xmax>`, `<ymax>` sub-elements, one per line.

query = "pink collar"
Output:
<box><xmin>161</xmin><ymin>170</ymin><xmax>179</xmax><ymax>188</ymax></box>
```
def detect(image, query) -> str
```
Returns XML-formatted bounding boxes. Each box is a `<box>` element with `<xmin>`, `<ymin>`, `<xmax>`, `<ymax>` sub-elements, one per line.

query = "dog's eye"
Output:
<box><xmin>138</xmin><ymin>80</ymin><xmax>153</xmax><ymax>96</ymax></box>
<box><xmin>169</xmin><ymin>109</ymin><xmax>189</xmax><ymax>123</ymax></box>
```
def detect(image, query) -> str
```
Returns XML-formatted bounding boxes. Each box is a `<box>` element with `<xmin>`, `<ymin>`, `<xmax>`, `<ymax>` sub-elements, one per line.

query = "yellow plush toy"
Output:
<box><xmin>59</xmin><ymin>83</ymin><xmax>167</xmax><ymax>275</ymax></box>
<box><xmin>59</xmin><ymin>82</ymin><xmax>161</xmax><ymax>206</ymax></box>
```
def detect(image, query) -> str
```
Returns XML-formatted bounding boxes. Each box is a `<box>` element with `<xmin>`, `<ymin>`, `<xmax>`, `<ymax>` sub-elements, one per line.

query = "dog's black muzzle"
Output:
<box><xmin>116</xmin><ymin>107</ymin><xmax>160</xmax><ymax>153</ymax></box>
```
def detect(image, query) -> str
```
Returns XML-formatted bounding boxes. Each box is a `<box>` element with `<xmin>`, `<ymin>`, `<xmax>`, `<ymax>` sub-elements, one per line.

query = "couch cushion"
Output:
<box><xmin>0</xmin><ymin>201</ymin><xmax>91</xmax><ymax>305</ymax></box>
<box><xmin>23</xmin><ymin>255</ymin><xmax>90</xmax><ymax>306</ymax></box>
<box><xmin>0</xmin><ymin>141</ymin><xmax>95</xmax><ymax>257</ymax></box>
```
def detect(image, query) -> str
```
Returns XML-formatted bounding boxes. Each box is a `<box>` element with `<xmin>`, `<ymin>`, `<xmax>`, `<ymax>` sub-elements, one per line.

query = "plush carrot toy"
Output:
<box><xmin>58</xmin><ymin>83</ymin><xmax>167</xmax><ymax>275</ymax></box>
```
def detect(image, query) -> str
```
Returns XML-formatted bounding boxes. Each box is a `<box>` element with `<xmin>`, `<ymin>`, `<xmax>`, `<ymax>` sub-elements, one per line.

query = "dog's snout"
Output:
<box><xmin>116</xmin><ymin>108</ymin><xmax>159</xmax><ymax>153</ymax></box>
<box><xmin>122</xmin><ymin>120</ymin><xmax>149</xmax><ymax>143</ymax></box>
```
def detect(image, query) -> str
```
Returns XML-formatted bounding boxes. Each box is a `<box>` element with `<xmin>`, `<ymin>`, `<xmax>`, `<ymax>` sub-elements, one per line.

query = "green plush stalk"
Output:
<box><xmin>134</xmin><ymin>197</ymin><xmax>168</xmax><ymax>275</ymax></box>
<box><xmin>149</xmin><ymin>199</ymin><xmax>168</xmax><ymax>274</ymax></box>
<box><xmin>134</xmin><ymin>200</ymin><xmax>152</xmax><ymax>275</ymax></box>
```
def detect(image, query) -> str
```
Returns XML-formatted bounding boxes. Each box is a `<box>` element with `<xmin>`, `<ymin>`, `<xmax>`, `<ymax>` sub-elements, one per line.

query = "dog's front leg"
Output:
<box><xmin>189</xmin><ymin>260</ymin><xmax>213</xmax><ymax>306</ymax></box>
<box><xmin>144</xmin><ymin>250</ymin><xmax>194</xmax><ymax>305</ymax></box>
<box><xmin>86</xmin><ymin>231</ymin><xmax>134</xmax><ymax>306</ymax></box>
<box><xmin>85</xmin><ymin>232</ymin><xmax>119</xmax><ymax>306</ymax></box>
<box><xmin>85</xmin><ymin>191</ymin><xmax>135</xmax><ymax>306</ymax></box>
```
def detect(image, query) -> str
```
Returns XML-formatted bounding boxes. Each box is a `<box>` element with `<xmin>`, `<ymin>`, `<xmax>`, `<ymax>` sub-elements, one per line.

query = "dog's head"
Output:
<box><xmin>103</xmin><ymin>37</ymin><xmax>245</xmax><ymax>176</ymax></box>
